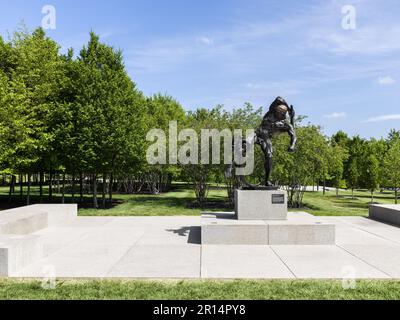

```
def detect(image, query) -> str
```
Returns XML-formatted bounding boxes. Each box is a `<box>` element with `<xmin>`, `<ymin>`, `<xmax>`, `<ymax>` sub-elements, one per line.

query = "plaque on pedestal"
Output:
<box><xmin>235</xmin><ymin>189</ymin><xmax>287</xmax><ymax>220</ymax></box>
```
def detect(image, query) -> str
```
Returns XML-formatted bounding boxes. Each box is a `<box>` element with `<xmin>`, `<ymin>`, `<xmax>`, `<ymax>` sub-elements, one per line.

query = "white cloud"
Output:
<box><xmin>378</xmin><ymin>76</ymin><xmax>395</xmax><ymax>85</ymax></box>
<box><xmin>246</xmin><ymin>82</ymin><xmax>256</xmax><ymax>89</ymax></box>
<box><xmin>125</xmin><ymin>15</ymin><xmax>308</xmax><ymax>75</ymax></box>
<box><xmin>126</xmin><ymin>0</ymin><xmax>400</xmax><ymax>79</ymax></box>
<box><xmin>324</xmin><ymin>112</ymin><xmax>347</xmax><ymax>119</ymax></box>
<box><xmin>197</xmin><ymin>37</ymin><xmax>213</xmax><ymax>45</ymax></box>
<box><xmin>123</xmin><ymin>0</ymin><xmax>400</xmax><ymax>114</ymax></box>
<box><xmin>364</xmin><ymin>114</ymin><xmax>400</xmax><ymax>123</ymax></box>
<box><xmin>243</xmin><ymin>80</ymin><xmax>304</xmax><ymax>97</ymax></box>
<box><xmin>99</xmin><ymin>31</ymin><xmax>114</xmax><ymax>39</ymax></box>
<box><xmin>310</xmin><ymin>26</ymin><xmax>400</xmax><ymax>55</ymax></box>
<box><xmin>306</xmin><ymin>0</ymin><xmax>400</xmax><ymax>56</ymax></box>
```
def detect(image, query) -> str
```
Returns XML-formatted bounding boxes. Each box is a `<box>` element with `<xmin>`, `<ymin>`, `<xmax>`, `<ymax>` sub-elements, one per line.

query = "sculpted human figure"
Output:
<box><xmin>256</xmin><ymin>96</ymin><xmax>297</xmax><ymax>186</ymax></box>
<box><xmin>230</xmin><ymin>97</ymin><xmax>297</xmax><ymax>189</ymax></box>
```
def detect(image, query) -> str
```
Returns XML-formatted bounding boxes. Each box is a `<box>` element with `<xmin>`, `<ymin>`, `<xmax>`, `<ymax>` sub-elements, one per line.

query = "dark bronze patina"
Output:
<box><xmin>236</xmin><ymin>97</ymin><xmax>297</xmax><ymax>190</ymax></box>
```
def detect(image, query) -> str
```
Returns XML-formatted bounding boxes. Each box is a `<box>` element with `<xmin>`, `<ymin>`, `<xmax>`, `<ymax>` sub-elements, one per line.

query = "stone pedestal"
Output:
<box><xmin>201</xmin><ymin>212</ymin><xmax>335</xmax><ymax>245</ymax></box>
<box><xmin>235</xmin><ymin>189</ymin><xmax>287</xmax><ymax>220</ymax></box>
<box><xmin>369</xmin><ymin>204</ymin><xmax>400</xmax><ymax>226</ymax></box>
<box><xmin>201</xmin><ymin>188</ymin><xmax>336</xmax><ymax>245</ymax></box>
<box><xmin>0</xmin><ymin>235</ymin><xmax>43</xmax><ymax>276</ymax></box>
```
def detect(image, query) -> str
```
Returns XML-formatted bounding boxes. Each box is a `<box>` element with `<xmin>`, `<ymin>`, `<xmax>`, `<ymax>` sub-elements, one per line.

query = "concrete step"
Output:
<box><xmin>0</xmin><ymin>211</ymin><xmax>48</xmax><ymax>235</ymax></box>
<box><xmin>201</xmin><ymin>212</ymin><xmax>335</xmax><ymax>245</ymax></box>
<box><xmin>369</xmin><ymin>204</ymin><xmax>400</xmax><ymax>226</ymax></box>
<box><xmin>0</xmin><ymin>235</ymin><xmax>43</xmax><ymax>276</ymax></box>
<box><xmin>0</xmin><ymin>204</ymin><xmax>78</xmax><ymax>235</ymax></box>
<box><xmin>0</xmin><ymin>204</ymin><xmax>78</xmax><ymax>276</ymax></box>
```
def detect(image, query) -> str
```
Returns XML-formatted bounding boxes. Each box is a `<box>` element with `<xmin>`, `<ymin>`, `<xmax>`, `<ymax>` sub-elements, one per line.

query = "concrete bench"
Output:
<box><xmin>0</xmin><ymin>209</ymin><xmax>48</xmax><ymax>235</ymax></box>
<box><xmin>369</xmin><ymin>204</ymin><xmax>400</xmax><ymax>226</ymax></box>
<box><xmin>0</xmin><ymin>235</ymin><xmax>43</xmax><ymax>276</ymax></box>
<box><xmin>0</xmin><ymin>204</ymin><xmax>77</xmax><ymax>276</ymax></box>
<box><xmin>0</xmin><ymin>204</ymin><xmax>77</xmax><ymax>235</ymax></box>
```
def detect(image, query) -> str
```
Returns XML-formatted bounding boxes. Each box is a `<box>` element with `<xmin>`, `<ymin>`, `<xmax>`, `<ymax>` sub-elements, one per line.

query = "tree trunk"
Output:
<box><xmin>8</xmin><ymin>175</ymin><xmax>15</xmax><ymax>202</ymax></box>
<box><xmin>39</xmin><ymin>171</ymin><xmax>44</xmax><ymax>203</ymax></box>
<box><xmin>19</xmin><ymin>174</ymin><xmax>23</xmax><ymax>199</ymax></box>
<box><xmin>11</xmin><ymin>175</ymin><xmax>15</xmax><ymax>193</ymax></box>
<box><xmin>109</xmin><ymin>171</ymin><xmax>113</xmax><ymax>205</ymax></box>
<box><xmin>61</xmin><ymin>173</ymin><xmax>66</xmax><ymax>204</ymax></box>
<box><xmin>57</xmin><ymin>174</ymin><xmax>60</xmax><ymax>194</ymax></box>
<box><xmin>49</xmin><ymin>170</ymin><xmax>53</xmax><ymax>199</ymax></box>
<box><xmin>27</xmin><ymin>173</ymin><xmax>31</xmax><ymax>205</ymax></box>
<box><xmin>312</xmin><ymin>175</ymin><xmax>315</xmax><ymax>192</ymax></box>
<box><xmin>102</xmin><ymin>173</ymin><xmax>106</xmax><ymax>209</ymax></box>
<box><xmin>93</xmin><ymin>174</ymin><xmax>98</xmax><ymax>209</ymax></box>
<box><xmin>323</xmin><ymin>178</ymin><xmax>326</xmax><ymax>196</ymax></box>
<box><xmin>71</xmin><ymin>172</ymin><xmax>76</xmax><ymax>202</ymax></box>
<box><xmin>8</xmin><ymin>176</ymin><xmax>12</xmax><ymax>199</ymax></box>
<box><xmin>395</xmin><ymin>187</ymin><xmax>398</xmax><ymax>205</ymax></box>
<box><xmin>371</xmin><ymin>190</ymin><xmax>374</xmax><ymax>203</ymax></box>
<box><xmin>79</xmin><ymin>172</ymin><xmax>84</xmax><ymax>203</ymax></box>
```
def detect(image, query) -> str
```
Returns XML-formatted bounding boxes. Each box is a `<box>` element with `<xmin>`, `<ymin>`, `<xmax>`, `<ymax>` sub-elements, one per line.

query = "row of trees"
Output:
<box><xmin>0</xmin><ymin>27</ymin><xmax>186</xmax><ymax>208</ymax></box>
<box><xmin>273</xmin><ymin>127</ymin><xmax>400</xmax><ymax>206</ymax></box>
<box><xmin>178</xmin><ymin>107</ymin><xmax>400</xmax><ymax>208</ymax></box>
<box><xmin>0</xmin><ymin>27</ymin><xmax>399</xmax><ymax>208</ymax></box>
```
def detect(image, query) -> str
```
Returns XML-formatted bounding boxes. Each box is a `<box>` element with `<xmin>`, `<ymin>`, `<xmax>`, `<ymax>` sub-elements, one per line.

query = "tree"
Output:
<box><xmin>387</xmin><ymin>129</ymin><xmax>400</xmax><ymax>143</ymax></box>
<box><xmin>224</xmin><ymin>103</ymin><xmax>262</xmax><ymax>205</ymax></box>
<box><xmin>347</xmin><ymin>158</ymin><xmax>360</xmax><ymax>199</ymax></box>
<box><xmin>0</xmin><ymin>28</ymin><xmax>66</xmax><ymax>204</ymax></box>
<box><xmin>71</xmin><ymin>32</ymin><xmax>146</xmax><ymax>208</ymax></box>
<box><xmin>180</xmin><ymin>107</ymin><xmax>223</xmax><ymax>206</ymax></box>
<box><xmin>0</xmin><ymin>58</ymin><xmax>28</xmax><ymax>201</ymax></box>
<box><xmin>141</xmin><ymin>94</ymin><xmax>186</xmax><ymax>194</ymax></box>
<box><xmin>369</xmin><ymin>138</ymin><xmax>388</xmax><ymax>190</ymax></box>
<box><xmin>327</xmin><ymin>142</ymin><xmax>348</xmax><ymax>197</ymax></box>
<box><xmin>273</xmin><ymin>125</ymin><xmax>329</xmax><ymax>207</ymax></box>
<box><xmin>362</xmin><ymin>154</ymin><xmax>380</xmax><ymax>203</ymax></box>
<box><xmin>383</xmin><ymin>140</ymin><xmax>400</xmax><ymax>204</ymax></box>
<box><xmin>332</xmin><ymin>130</ymin><xmax>349</xmax><ymax>148</ymax></box>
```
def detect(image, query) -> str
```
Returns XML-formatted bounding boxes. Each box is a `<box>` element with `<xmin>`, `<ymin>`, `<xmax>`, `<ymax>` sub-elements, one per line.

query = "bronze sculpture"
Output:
<box><xmin>235</xmin><ymin>97</ymin><xmax>297</xmax><ymax>189</ymax></box>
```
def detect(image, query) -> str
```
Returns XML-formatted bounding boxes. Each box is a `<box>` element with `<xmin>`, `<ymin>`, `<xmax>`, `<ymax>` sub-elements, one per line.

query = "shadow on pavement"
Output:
<box><xmin>166</xmin><ymin>226</ymin><xmax>201</xmax><ymax>244</ymax></box>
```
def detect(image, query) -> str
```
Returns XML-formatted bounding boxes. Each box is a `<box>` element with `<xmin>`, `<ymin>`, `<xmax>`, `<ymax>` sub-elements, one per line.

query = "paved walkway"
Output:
<box><xmin>13</xmin><ymin>213</ymin><xmax>400</xmax><ymax>279</ymax></box>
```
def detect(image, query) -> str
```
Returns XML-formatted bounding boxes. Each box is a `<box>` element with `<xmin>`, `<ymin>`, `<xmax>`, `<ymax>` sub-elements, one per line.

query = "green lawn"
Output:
<box><xmin>0</xmin><ymin>185</ymin><xmax>398</xmax><ymax>217</ymax></box>
<box><xmin>299</xmin><ymin>189</ymin><xmax>397</xmax><ymax>216</ymax></box>
<box><xmin>79</xmin><ymin>187</ymin><xmax>230</xmax><ymax>216</ymax></box>
<box><xmin>0</xmin><ymin>279</ymin><xmax>399</xmax><ymax>300</ymax></box>
<box><xmin>0</xmin><ymin>185</ymin><xmax>226</xmax><ymax>216</ymax></box>
<box><xmin>0</xmin><ymin>186</ymin><xmax>399</xmax><ymax>301</ymax></box>
<box><xmin>78</xmin><ymin>187</ymin><xmax>399</xmax><ymax>217</ymax></box>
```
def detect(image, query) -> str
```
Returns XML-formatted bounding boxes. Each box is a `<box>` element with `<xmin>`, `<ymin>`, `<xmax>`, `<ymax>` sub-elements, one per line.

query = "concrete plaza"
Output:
<box><xmin>10</xmin><ymin>212</ymin><xmax>400</xmax><ymax>279</ymax></box>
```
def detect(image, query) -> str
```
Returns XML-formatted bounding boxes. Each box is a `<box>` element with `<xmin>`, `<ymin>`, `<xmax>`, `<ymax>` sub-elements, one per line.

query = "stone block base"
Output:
<box><xmin>0</xmin><ymin>235</ymin><xmax>43</xmax><ymax>276</ymax></box>
<box><xmin>0</xmin><ymin>204</ymin><xmax>77</xmax><ymax>276</ymax></box>
<box><xmin>235</xmin><ymin>189</ymin><xmax>287</xmax><ymax>220</ymax></box>
<box><xmin>369</xmin><ymin>204</ymin><xmax>400</xmax><ymax>226</ymax></box>
<box><xmin>202</xmin><ymin>212</ymin><xmax>335</xmax><ymax>245</ymax></box>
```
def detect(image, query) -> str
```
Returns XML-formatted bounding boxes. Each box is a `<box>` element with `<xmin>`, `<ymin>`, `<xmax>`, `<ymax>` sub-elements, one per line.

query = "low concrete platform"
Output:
<box><xmin>0</xmin><ymin>204</ymin><xmax>77</xmax><ymax>235</ymax></box>
<box><xmin>0</xmin><ymin>204</ymin><xmax>77</xmax><ymax>276</ymax></box>
<box><xmin>202</xmin><ymin>212</ymin><xmax>335</xmax><ymax>245</ymax></box>
<box><xmin>0</xmin><ymin>235</ymin><xmax>43</xmax><ymax>276</ymax></box>
<box><xmin>369</xmin><ymin>204</ymin><xmax>400</xmax><ymax>226</ymax></box>
<box><xmin>7</xmin><ymin>212</ymin><xmax>400</xmax><ymax>279</ymax></box>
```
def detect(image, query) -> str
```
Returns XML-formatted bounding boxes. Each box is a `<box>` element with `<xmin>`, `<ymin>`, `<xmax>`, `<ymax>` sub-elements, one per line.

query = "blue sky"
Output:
<box><xmin>1</xmin><ymin>0</ymin><xmax>399</xmax><ymax>138</ymax></box>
